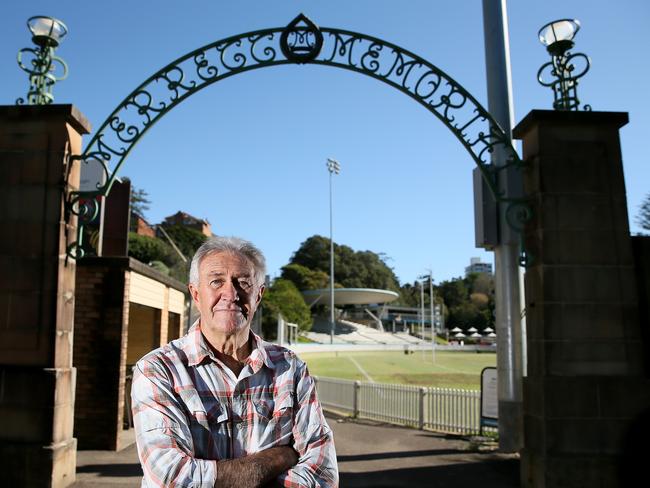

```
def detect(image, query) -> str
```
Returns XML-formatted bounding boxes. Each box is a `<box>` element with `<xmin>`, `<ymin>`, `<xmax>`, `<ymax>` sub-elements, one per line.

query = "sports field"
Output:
<box><xmin>299</xmin><ymin>350</ymin><xmax>496</xmax><ymax>390</ymax></box>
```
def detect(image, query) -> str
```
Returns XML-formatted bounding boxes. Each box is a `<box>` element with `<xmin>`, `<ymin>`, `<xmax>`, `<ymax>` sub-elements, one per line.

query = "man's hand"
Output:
<box><xmin>215</xmin><ymin>446</ymin><xmax>298</xmax><ymax>488</ymax></box>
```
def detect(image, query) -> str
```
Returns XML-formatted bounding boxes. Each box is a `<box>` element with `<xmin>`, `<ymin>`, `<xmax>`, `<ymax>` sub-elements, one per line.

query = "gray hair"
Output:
<box><xmin>189</xmin><ymin>236</ymin><xmax>266</xmax><ymax>286</ymax></box>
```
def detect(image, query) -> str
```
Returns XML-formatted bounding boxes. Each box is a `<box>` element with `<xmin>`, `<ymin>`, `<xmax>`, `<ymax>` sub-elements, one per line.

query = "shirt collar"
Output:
<box><xmin>183</xmin><ymin>319</ymin><xmax>276</xmax><ymax>371</ymax></box>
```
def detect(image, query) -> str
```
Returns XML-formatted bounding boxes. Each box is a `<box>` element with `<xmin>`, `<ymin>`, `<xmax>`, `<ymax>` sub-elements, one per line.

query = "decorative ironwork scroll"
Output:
<box><xmin>67</xmin><ymin>14</ymin><xmax>528</xmax><ymax>264</ymax></box>
<box><xmin>538</xmin><ymin>50</ymin><xmax>591</xmax><ymax>111</ymax></box>
<box><xmin>17</xmin><ymin>46</ymin><xmax>68</xmax><ymax>105</ymax></box>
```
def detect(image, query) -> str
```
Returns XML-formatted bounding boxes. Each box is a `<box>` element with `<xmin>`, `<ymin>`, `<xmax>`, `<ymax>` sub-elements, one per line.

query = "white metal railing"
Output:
<box><xmin>313</xmin><ymin>376</ymin><xmax>496</xmax><ymax>436</ymax></box>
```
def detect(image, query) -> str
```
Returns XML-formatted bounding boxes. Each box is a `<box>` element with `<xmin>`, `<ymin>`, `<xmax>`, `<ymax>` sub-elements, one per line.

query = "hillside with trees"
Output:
<box><xmin>282</xmin><ymin>235</ymin><xmax>400</xmax><ymax>291</ymax></box>
<box><xmin>271</xmin><ymin>234</ymin><xmax>495</xmax><ymax>333</ymax></box>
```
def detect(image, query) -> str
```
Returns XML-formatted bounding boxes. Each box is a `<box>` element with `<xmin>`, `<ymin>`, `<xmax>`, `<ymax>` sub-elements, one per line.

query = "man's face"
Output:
<box><xmin>189</xmin><ymin>251</ymin><xmax>264</xmax><ymax>336</ymax></box>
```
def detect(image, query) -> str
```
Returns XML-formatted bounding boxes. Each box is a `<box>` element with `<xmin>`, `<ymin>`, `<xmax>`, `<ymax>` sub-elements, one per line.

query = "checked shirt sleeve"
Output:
<box><xmin>277</xmin><ymin>362</ymin><xmax>339</xmax><ymax>488</ymax></box>
<box><xmin>131</xmin><ymin>359</ymin><xmax>217</xmax><ymax>487</ymax></box>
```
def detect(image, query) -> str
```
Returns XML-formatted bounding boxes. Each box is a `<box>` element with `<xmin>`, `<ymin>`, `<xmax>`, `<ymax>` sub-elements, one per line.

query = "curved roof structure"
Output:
<box><xmin>302</xmin><ymin>288</ymin><xmax>399</xmax><ymax>306</ymax></box>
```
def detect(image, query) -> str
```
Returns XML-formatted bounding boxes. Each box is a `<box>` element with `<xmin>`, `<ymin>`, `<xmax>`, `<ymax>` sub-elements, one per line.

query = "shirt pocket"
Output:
<box><xmin>190</xmin><ymin>401</ymin><xmax>229</xmax><ymax>459</ymax></box>
<box><xmin>253</xmin><ymin>391</ymin><xmax>295</xmax><ymax>448</ymax></box>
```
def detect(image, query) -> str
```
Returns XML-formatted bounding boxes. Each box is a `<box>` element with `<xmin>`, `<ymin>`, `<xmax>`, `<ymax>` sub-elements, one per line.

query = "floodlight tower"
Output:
<box><xmin>326</xmin><ymin>158</ymin><xmax>340</xmax><ymax>344</ymax></box>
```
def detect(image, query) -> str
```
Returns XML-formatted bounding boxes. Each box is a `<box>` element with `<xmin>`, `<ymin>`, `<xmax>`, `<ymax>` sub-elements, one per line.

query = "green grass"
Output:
<box><xmin>300</xmin><ymin>350</ymin><xmax>496</xmax><ymax>390</ymax></box>
<box><xmin>296</xmin><ymin>335</ymin><xmax>317</xmax><ymax>343</ymax></box>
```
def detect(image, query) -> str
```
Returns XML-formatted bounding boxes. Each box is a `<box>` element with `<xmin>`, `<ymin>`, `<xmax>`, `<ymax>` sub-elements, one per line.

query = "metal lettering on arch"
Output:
<box><xmin>66</xmin><ymin>14</ymin><xmax>528</xmax><ymax>261</ymax></box>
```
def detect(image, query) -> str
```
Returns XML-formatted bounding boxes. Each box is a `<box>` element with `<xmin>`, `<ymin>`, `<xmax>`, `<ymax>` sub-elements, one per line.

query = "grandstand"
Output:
<box><xmin>305</xmin><ymin>316</ymin><xmax>426</xmax><ymax>346</ymax></box>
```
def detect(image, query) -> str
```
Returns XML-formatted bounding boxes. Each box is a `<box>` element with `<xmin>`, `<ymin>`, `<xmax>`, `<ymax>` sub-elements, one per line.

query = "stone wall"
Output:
<box><xmin>514</xmin><ymin>110</ymin><xmax>650</xmax><ymax>487</ymax></box>
<box><xmin>0</xmin><ymin>105</ymin><xmax>90</xmax><ymax>487</ymax></box>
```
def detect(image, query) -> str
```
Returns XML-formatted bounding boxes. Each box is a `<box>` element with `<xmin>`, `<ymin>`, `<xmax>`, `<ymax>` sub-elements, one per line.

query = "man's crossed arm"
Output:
<box><xmin>215</xmin><ymin>446</ymin><xmax>298</xmax><ymax>488</ymax></box>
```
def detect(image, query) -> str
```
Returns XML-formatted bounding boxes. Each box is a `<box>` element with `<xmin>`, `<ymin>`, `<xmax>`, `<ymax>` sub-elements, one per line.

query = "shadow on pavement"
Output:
<box><xmin>337</xmin><ymin>448</ymin><xmax>465</xmax><ymax>462</ymax></box>
<box><xmin>76</xmin><ymin>463</ymin><xmax>142</xmax><ymax>477</ymax></box>
<box><xmin>339</xmin><ymin>458</ymin><xmax>520</xmax><ymax>488</ymax></box>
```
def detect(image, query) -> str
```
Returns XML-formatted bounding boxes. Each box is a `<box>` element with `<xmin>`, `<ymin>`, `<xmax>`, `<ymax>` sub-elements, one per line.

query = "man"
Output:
<box><xmin>132</xmin><ymin>236</ymin><xmax>338</xmax><ymax>487</ymax></box>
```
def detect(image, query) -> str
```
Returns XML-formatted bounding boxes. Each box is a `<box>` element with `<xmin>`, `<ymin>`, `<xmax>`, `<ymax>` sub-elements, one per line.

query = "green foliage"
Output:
<box><xmin>281</xmin><ymin>263</ymin><xmax>330</xmax><ymax>290</ymax></box>
<box><xmin>637</xmin><ymin>192</ymin><xmax>650</xmax><ymax>233</ymax></box>
<box><xmin>437</xmin><ymin>272</ymin><xmax>495</xmax><ymax>330</ymax></box>
<box><xmin>396</xmin><ymin>282</ymin><xmax>420</xmax><ymax>307</ymax></box>
<box><xmin>169</xmin><ymin>261</ymin><xmax>191</xmax><ymax>284</ymax></box>
<box><xmin>438</xmin><ymin>278</ymin><xmax>469</xmax><ymax>310</ymax></box>
<box><xmin>160</xmin><ymin>224</ymin><xmax>207</xmax><ymax>258</ymax></box>
<box><xmin>149</xmin><ymin>260</ymin><xmax>170</xmax><ymax>276</ymax></box>
<box><xmin>261</xmin><ymin>279</ymin><xmax>313</xmax><ymax>338</ymax></box>
<box><xmin>288</xmin><ymin>235</ymin><xmax>400</xmax><ymax>291</ymax></box>
<box><xmin>128</xmin><ymin>233</ymin><xmax>177</xmax><ymax>267</ymax></box>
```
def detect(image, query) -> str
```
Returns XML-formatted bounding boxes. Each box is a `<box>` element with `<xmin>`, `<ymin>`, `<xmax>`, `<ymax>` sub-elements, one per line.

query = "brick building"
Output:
<box><xmin>164</xmin><ymin>210</ymin><xmax>212</xmax><ymax>237</ymax></box>
<box><xmin>130</xmin><ymin>212</ymin><xmax>156</xmax><ymax>238</ymax></box>
<box><xmin>73</xmin><ymin>260</ymin><xmax>187</xmax><ymax>450</ymax></box>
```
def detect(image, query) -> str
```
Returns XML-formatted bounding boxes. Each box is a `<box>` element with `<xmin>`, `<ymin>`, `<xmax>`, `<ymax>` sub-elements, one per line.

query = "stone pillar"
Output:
<box><xmin>513</xmin><ymin>110</ymin><xmax>650</xmax><ymax>487</ymax></box>
<box><xmin>0</xmin><ymin>105</ymin><xmax>90</xmax><ymax>487</ymax></box>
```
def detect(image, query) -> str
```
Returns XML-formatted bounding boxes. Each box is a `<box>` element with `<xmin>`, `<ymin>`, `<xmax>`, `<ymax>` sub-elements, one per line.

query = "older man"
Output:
<box><xmin>132</xmin><ymin>236</ymin><xmax>338</xmax><ymax>487</ymax></box>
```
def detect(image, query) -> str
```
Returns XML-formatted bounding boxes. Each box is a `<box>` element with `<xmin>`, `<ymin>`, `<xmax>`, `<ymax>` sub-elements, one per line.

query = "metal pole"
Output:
<box><xmin>327</xmin><ymin>158</ymin><xmax>340</xmax><ymax>345</ymax></box>
<box><xmin>428</xmin><ymin>270</ymin><xmax>435</xmax><ymax>362</ymax></box>
<box><xmin>329</xmin><ymin>168</ymin><xmax>334</xmax><ymax>345</ymax></box>
<box><xmin>419</xmin><ymin>279</ymin><xmax>425</xmax><ymax>357</ymax></box>
<box><xmin>482</xmin><ymin>0</ymin><xmax>525</xmax><ymax>452</ymax></box>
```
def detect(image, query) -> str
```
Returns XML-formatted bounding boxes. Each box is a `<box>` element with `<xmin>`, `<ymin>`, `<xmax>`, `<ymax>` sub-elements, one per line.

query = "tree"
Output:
<box><xmin>396</xmin><ymin>282</ymin><xmax>420</xmax><ymax>307</ymax></box>
<box><xmin>261</xmin><ymin>279</ymin><xmax>313</xmax><ymax>338</ymax></box>
<box><xmin>437</xmin><ymin>278</ymin><xmax>469</xmax><ymax>310</ymax></box>
<box><xmin>159</xmin><ymin>224</ymin><xmax>207</xmax><ymax>258</ymax></box>
<box><xmin>637</xmin><ymin>193</ymin><xmax>650</xmax><ymax>234</ymax></box>
<box><xmin>122</xmin><ymin>176</ymin><xmax>151</xmax><ymax>217</ymax></box>
<box><xmin>128</xmin><ymin>233</ymin><xmax>177</xmax><ymax>267</ymax></box>
<box><xmin>288</xmin><ymin>235</ymin><xmax>400</xmax><ymax>291</ymax></box>
<box><xmin>280</xmin><ymin>263</ymin><xmax>330</xmax><ymax>291</ymax></box>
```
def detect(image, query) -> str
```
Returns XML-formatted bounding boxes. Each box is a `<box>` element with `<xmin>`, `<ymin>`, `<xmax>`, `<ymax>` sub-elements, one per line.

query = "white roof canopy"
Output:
<box><xmin>301</xmin><ymin>288</ymin><xmax>399</xmax><ymax>306</ymax></box>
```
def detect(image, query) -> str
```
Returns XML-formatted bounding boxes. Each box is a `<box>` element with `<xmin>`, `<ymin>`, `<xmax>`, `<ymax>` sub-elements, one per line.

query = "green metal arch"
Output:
<box><xmin>67</xmin><ymin>17</ymin><xmax>524</xmax><ymax>259</ymax></box>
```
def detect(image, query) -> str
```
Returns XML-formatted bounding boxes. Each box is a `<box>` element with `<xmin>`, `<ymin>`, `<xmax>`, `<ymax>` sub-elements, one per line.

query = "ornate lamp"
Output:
<box><xmin>17</xmin><ymin>16</ymin><xmax>69</xmax><ymax>105</ymax></box>
<box><xmin>537</xmin><ymin>19</ymin><xmax>591</xmax><ymax>111</ymax></box>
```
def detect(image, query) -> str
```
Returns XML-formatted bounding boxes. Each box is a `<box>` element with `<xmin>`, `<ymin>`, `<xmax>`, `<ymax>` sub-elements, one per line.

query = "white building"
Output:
<box><xmin>465</xmin><ymin>257</ymin><xmax>493</xmax><ymax>276</ymax></box>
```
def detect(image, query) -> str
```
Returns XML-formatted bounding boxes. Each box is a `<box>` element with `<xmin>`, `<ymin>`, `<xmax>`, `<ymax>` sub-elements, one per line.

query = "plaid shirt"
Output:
<box><xmin>131</xmin><ymin>322</ymin><xmax>338</xmax><ymax>487</ymax></box>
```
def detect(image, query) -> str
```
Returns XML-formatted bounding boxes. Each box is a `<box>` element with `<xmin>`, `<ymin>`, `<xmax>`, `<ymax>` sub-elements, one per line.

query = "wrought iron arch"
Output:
<box><xmin>67</xmin><ymin>14</ymin><xmax>527</xmax><ymax>260</ymax></box>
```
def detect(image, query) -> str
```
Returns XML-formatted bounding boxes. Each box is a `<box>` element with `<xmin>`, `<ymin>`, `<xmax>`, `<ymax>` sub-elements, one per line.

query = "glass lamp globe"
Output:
<box><xmin>538</xmin><ymin>19</ymin><xmax>580</xmax><ymax>55</ymax></box>
<box><xmin>27</xmin><ymin>16</ymin><xmax>68</xmax><ymax>47</ymax></box>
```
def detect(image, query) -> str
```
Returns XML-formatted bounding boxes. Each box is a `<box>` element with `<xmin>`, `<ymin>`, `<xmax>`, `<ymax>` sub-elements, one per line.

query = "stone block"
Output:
<box><xmin>0</xmin><ymin>404</ymin><xmax>52</xmax><ymax>443</ymax></box>
<box><xmin>598</xmin><ymin>377</ymin><xmax>650</xmax><ymax>418</ymax></box>
<box><xmin>545</xmin><ymin>340</ymin><xmax>630</xmax><ymax>376</ymax></box>
<box><xmin>544</xmin><ymin>377</ymin><xmax>600</xmax><ymax>419</ymax></box>
<box><xmin>544</xmin><ymin>453</ymin><xmax>620</xmax><ymax>488</ymax></box>
<box><xmin>541</xmin><ymin>303</ymin><xmax>630</xmax><ymax>341</ymax></box>
<box><xmin>546</xmin><ymin>418</ymin><xmax>608</xmax><ymax>454</ymax></box>
<box><xmin>52</xmin><ymin>399</ymin><xmax>75</xmax><ymax>444</ymax></box>
<box><xmin>0</xmin><ymin>437</ymin><xmax>76</xmax><ymax>488</ymax></box>
<box><xmin>553</xmin><ymin>194</ymin><xmax>621</xmax><ymax>232</ymax></box>
<box><xmin>539</xmin><ymin>229</ymin><xmax>630</xmax><ymax>266</ymax></box>
<box><xmin>539</xmin><ymin>265</ymin><xmax>637</xmax><ymax>305</ymax></box>
<box><xmin>523</xmin><ymin>413</ymin><xmax>546</xmax><ymax>453</ymax></box>
<box><xmin>0</xmin><ymin>289</ymin><xmax>42</xmax><ymax>332</ymax></box>
<box><xmin>0</xmin><ymin>256</ymin><xmax>58</xmax><ymax>293</ymax></box>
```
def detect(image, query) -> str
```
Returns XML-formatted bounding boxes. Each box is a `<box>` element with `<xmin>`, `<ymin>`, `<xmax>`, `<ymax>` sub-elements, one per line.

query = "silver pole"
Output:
<box><xmin>419</xmin><ymin>279</ymin><xmax>425</xmax><ymax>357</ymax></box>
<box><xmin>482</xmin><ymin>0</ymin><xmax>525</xmax><ymax>452</ymax></box>
<box><xmin>428</xmin><ymin>270</ymin><xmax>435</xmax><ymax>362</ymax></box>
<box><xmin>326</xmin><ymin>158</ymin><xmax>340</xmax><ymax>345</ymax></box>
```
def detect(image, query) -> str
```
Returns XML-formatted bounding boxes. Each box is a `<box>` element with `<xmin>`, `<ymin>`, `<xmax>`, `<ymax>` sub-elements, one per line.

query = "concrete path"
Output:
<box><xmin>72</xmin><ymin>414</ymin><xmax>519</xmax><ymax>487</ymax></box>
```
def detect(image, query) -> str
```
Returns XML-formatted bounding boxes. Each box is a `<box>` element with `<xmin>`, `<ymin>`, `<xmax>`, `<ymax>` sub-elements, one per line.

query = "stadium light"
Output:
<box><xmin>326</xmin><ymin>158</ymin><xmax>341</xmax><ymax>344</ymax></box>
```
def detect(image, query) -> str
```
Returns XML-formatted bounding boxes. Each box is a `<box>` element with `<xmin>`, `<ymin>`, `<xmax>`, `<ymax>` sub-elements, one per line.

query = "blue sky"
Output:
<box><xmin>3</xmin><ymin>1</ymin><xmax>649</xmax><ymax>284</ymax></box>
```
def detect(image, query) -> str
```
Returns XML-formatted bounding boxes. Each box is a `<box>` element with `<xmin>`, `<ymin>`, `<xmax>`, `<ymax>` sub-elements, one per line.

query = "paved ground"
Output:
<box><xmin>72</xmin><ymin>413</ymin><xmax>519</xmax><ymax>487</ymax></box>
